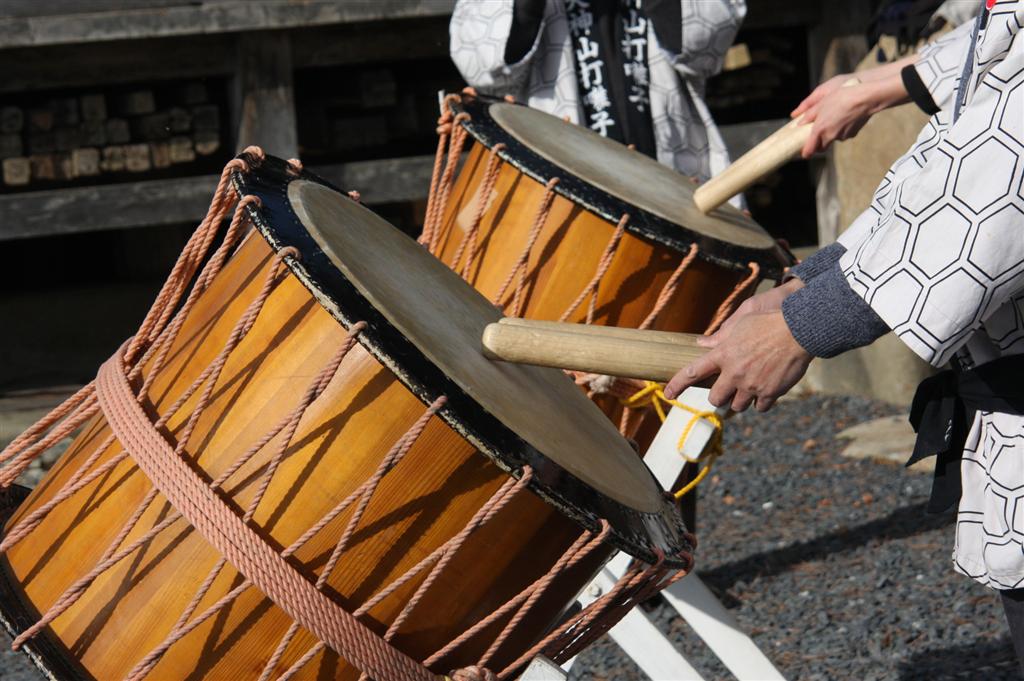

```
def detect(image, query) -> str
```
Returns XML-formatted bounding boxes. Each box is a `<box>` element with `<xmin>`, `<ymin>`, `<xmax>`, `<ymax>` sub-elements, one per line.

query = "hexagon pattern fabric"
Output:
<box><xmin>837</xmin><ymin>2</ymin><xmax>1024</xmax><ymax>589</ymax></box>
<box><xmin>449</xmin><ymin>0</ymin><xmax>746</xmax><ymax>183</ymax></box>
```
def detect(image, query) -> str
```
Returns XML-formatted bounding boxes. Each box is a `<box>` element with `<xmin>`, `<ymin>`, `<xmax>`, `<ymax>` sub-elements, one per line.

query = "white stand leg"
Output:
<box><xmin>563</xmin><ymin>387</ymin><xmax>785</xmax><ymax>680</ymax></box>
<box><xmin>563</xmin><ymin>553</ymin><xmax>705</xmax><ymax>680</ymax></box>
<box><xmin>519</xmin><ymin>655</ymin><xmax>568</xmax><ymax>679</ymax></box>
<box><xmin>663</xmin><ymin>572</ymin><xmax>784</xmax><ymax>680</ymax></box>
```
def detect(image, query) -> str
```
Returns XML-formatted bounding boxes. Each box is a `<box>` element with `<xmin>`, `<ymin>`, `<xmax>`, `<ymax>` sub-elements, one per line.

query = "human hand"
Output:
<box><xmin>703</xmin><ymin>277</ymin><xmax>805</xmax><ymax>347</ymax></box>
<box><xmin>791</xmin><ymin>74</ymin><xmax>853</xmax><ymax>120</ymax></box>
<box><xmin>795</xmin><ymin>78</ymin><xmax>874</xmax><ymax>158</ymax></box>
<box><xmin>664</xmin><ymin>311</ymin><xmax>812</xmax><ymax>413</ymax></box>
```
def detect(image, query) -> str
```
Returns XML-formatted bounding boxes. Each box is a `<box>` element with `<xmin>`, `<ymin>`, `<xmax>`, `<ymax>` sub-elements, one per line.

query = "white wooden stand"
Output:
<box><xmin>552</xmin><ymin>388</ymin><xmax>785</xmax><ymax>681</ymax></box>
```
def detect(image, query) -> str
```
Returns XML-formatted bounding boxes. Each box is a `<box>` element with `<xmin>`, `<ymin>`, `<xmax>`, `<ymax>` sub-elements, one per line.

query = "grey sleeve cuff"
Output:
<box><xmin>785</xmin><ymin>242</ymin><xmax>847</xmax><ymax>283</ymax></box>
<box><xmin>782</xmin><ymin>264</ymin><xmax>890</xmax><ymax>358</ymax></box>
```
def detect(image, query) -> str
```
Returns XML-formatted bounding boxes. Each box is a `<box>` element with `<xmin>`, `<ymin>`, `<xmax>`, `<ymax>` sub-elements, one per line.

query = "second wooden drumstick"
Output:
<box><xmin>693</xmin><ymin>77</ymin><xmax>860</xmax><ymax>214</ymax></box>
<box><xmin>481</xmin><ymin>318</ymin><xmax>708</xmax><ymax>382</ymax></box>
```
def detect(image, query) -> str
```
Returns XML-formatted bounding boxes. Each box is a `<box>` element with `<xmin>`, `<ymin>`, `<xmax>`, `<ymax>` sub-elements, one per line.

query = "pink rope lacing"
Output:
<box><xmin>93</xmin><ymin>339</ymin><xmax>435</xmax><ymax>681</ymax></box>
<box><xmin>9</xmin><ymin>241</ymin><xmax>298</xmax><ymax>651</ymax></box>
<box><xmin>477</xmin><ymin>523</ymin><xmax>610</xmax><ymax>669</ymax></box>
<box><xmin>705</xmin><ymin>262</ymin><xmax>761</xmax><ymax>335</ymax></box>
<box><xmin>449</xmin><ymin>142</ymin><xmax>507</xmax><ymax>281</ymax></box>
<box><xmin>421</xmin><ymin>93</ymin><xmax>464</xmax><ymax>244</ymax></box>
<box><xmin>558</xmin><ymin>213</ymin><xmax>629</xmax><ymax>325</ymax></box>
<box><xmin>257</xmin><ymin>395</ymin><xmax>448</xmax><ymax>681</ymax></box>
<box><xmin>638</xmin><ymin>243</ymin><xmax>699</xmax><ymax>330</ymax></box>
<box><xmin>0</xmin><ymin>152</ymin><xmax>260</xmax><ymax>487</ymax></box>
<box><xmin>0</xmin><ymin>177</ymin><xmax>263</xmax><ymax>541</ymax></box>
<box><xmin>276</xmin><ymin>470</ymin><xmax>534</xmax><ymax>681</ymax></box>
<box><xmin>491</xmin><ymin>177</ymin><xmax>560</xmax><ymax>316</ymax></box>
<box><xmin>421</xmin><ymin>521</ymin><xmax>607</xmax><ymax>670</ymax></box>
<box><xmin>129</xmin><ymin>324</ymin><xmax>370</xmax><ymax>681</ymax></box>
<box><xmin>420</xmin><ymin>96</ymin><xmax>472</xmax><ymax>254</ymax></box>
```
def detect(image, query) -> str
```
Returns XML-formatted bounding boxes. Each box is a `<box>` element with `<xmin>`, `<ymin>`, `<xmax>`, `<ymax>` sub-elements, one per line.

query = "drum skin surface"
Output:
<box><xmin>489</xmin><ymin>102</ymin><xmax>774</xmax><ymax>251</ymax></box>
<box><xmin>292</xmin><ymin>180</ymin><xmax>657</xmax><ymax>512</ymax></box>
<box><xmin>0</xmin><ymin>158</ymin><xmax>688</xmax><ymax>680</ymax></box>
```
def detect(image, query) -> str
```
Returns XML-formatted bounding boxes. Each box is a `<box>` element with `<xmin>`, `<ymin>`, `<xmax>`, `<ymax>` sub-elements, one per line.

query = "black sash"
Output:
<box><xmin>908</xmin><ymin>353</ymin><xmax>1024</xmax><ymax>513</ymax></box>
<box><xmin>565</xmin><ymin>0</ymin><xmax>657</xmax><ymax>156</ymax></box>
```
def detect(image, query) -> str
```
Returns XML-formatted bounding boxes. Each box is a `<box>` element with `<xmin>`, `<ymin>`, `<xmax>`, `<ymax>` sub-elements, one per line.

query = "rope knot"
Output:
<box><xmin>450</xmin><ymin>666</ymin><xmax>497</xmax><ymax>681</ymax></box>
<box><xmin>237</xmin><ymin>194</ymin><xmax>262</xmax><ymax>211</ymax></box>
<box><xmin>620</xmin><ymin>382</ymin><xmax>726</xmax><ymax>500</ymax></box>
<box><xmin>584</xmin><ymin>373</ymin><xmax>618</xmax><ymax>395</ymax></box>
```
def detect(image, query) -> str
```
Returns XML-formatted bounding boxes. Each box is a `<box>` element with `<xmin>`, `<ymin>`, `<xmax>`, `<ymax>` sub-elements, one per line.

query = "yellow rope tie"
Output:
<box><xmin>621</xmin><ymin>381</ymin><xmax>724</xmax><ymax>500</ymax></box>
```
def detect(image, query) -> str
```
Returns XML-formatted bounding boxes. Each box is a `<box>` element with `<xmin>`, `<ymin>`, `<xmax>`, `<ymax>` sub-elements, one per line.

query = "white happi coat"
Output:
<box><xmin>837</xmin><ymin>3</ymin><xmax>1024</xmax><ymax>589</ymax></box>
<box><xmin>449</xmin><ymin>0</ymin><xmax>746</xmax><ymax>183</ymax></box>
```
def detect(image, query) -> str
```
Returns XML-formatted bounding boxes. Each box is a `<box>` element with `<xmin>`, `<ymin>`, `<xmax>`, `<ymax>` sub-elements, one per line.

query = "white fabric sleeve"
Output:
<box><xmin>840</xmin><ymin>37</ymin><xmax>1024</xmax><ymax>367</ymax></box>
<box><xmin>912</xmin><ymin>19</ymin><xmax>975</xmax><ymax>112</ymax></box>
<box><xmin>672</xmin><ymin>0</ymin><xmax>746</xmax><ymax>80</ymax></box>
<box><xmin>836</xmin><ymin>206</ymin><xmax>880</xmax><ymax>252</ymax></box>
<box><xmin>449</xmin><ymin>0</ymin><xmax>543</xmax><ymax>96</ymax></box>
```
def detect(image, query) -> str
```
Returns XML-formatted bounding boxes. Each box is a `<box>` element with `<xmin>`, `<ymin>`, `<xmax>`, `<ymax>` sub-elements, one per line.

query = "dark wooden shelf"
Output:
<box><xmin>0</xmin><ymin>117</ymin><xmax>789</xmax><ymax>241</ymax></box>
<box><xmin>0</xmin><ymin>154</ymin><xmax>437</xmax><ymax>241</ymax></box>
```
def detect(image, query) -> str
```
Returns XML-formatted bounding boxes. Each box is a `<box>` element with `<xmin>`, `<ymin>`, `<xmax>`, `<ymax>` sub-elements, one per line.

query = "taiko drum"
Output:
<box><xmin>0</xmin><ymin>154</ymin><xmax>690</xmax><ymax>681</ymax></box>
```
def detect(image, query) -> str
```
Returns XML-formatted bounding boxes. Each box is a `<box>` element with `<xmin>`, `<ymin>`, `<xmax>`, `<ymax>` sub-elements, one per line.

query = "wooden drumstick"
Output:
<box><xmin>693</xmin><ymin>77</ymin><xmax>861</xmax><ymax>215</ymax></box>
<box><xmin>481</xmin><ymin>318</ymin><xmax>708</xmax><ymax>382</ymax></box>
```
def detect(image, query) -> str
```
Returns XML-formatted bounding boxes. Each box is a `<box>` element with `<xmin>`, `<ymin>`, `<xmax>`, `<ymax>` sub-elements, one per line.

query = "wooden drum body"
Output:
<box><xmin>0</xmin><ymin>155</ymin><xmax>690</xmax><ymax>681</ymax></box>
<box><xmin>421</xmin><ymin>94</ymin><xmax>792</xmax><ymax>438</ymax></box>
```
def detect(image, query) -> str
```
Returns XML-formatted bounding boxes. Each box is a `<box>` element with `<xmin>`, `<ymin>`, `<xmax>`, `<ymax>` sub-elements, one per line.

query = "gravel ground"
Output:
<box><xmin>570</xmin><ymin>394</ymin><xmax>1020</xmax><ymax>680</ymax></box>
<box><xmin>0</xmin><ymin>394</ymin><xmax>1017</xmax><ymax>680</ymax></box>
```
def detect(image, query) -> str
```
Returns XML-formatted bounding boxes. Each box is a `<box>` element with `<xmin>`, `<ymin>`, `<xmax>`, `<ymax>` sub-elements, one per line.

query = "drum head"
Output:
<box><xmin>292</xmin><ymin>179</ymin><xmax>655</xmax><ymax>510</ymax></box>
<box><xmin>490</xmin><ymin>103</ymin><xmax>772</xmax><ymax>250</ymax></box>
<box><xmin>234</xmin><ymin>156</ymin><xmax>689</xmax><ymax>566</ymax></box>
<box><xmin>454</xmin><ymin>95</ymin><xmax>792</xmax><ymax>279</ymax></box>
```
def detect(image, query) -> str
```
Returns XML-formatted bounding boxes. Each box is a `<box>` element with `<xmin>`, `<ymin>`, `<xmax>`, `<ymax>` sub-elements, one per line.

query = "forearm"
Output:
<box><xmin>843</xmin><ymin>54</ymin><xmax>917</xmax><ymax>113</ymax></box>
<box><xmin>827</xmin><ymin>55</ymin><xmax>916</xmax><ymax>120</ymax></box>
<box><xmin>857</xmin><ymin>64</ymin><xmax>913</xmax><ymax>113</ymax></box>
<box><xmin>856</xmin><ymin>53</ymin><xmax>918</xmax><ymax>83</ymax></box>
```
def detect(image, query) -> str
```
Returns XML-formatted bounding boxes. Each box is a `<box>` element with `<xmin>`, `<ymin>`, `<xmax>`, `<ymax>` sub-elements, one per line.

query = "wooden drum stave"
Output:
<box><xmin>420</xmin><ymin>91</ymin><xmax>792</xmax><ymax>440</ymax></box>
<box><xmin>0</xmin><ymin>152</ymin><xmax>691</xmax><ymax>681</ymax></box>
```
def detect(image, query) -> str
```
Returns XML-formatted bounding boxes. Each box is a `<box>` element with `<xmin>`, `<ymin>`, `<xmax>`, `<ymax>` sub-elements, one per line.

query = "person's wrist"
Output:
<box><xmin>863</xmin><ymin>76</ymin><xmax>909</xmax><ymax>113</ymax></box>
<box><xmin>854</xmin><ymin>81</ymin><xmax>885</xmax><ymax>116</ymax></box>
<box><xmin>784</xmin><ymin>277</ymin><xmax>806</xmax><ymax>292</ymax></box>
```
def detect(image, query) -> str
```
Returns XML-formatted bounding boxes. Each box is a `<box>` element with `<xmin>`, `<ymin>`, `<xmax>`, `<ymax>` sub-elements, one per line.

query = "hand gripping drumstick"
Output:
<box><xmin>481</xmin><ymin>317</ymin><xmax>708</xmax><ymax>382</ymax></box>
<box><xmin>693</xmin><ymin>77</ymin><xmax>861</xmax><ymax>215</ymax></box>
